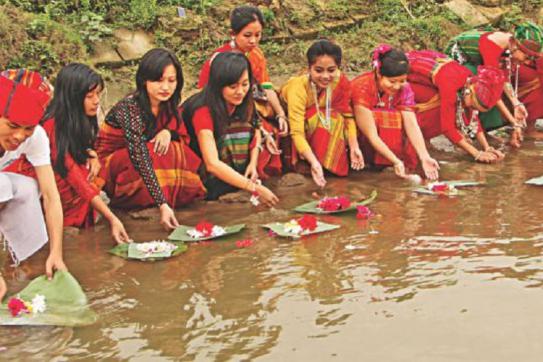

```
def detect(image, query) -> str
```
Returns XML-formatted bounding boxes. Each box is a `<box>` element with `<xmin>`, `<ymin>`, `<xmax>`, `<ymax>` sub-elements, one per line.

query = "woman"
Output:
<box><xmin>407</xmin><ymin>50</ymin><xmax>506</xmax><ymax>163</ymax></box>
<box><xmin>512</xmin><ymin>23</ymin><xmax>543</xmax><ymax>133</ymax></box>
<box><xmin>184</xmin><ymin>52</ymin><xmax>278</xmax><ymax>204</ymax></box>
<box><xmin>198</xmin><ymin>5</ymin><xmax>287</xmax><ymax>178</ymax></box>
<box><xmin>446</xmin><ymin>23</ymin><xmax>541</xmax><ymax>146</ymax></box>
<box><xmin>351</xmin><ymin>45</ymin><xmax>439</xmax><ymax>180</ymax></box>
<box><xmin>95</xmin><ymin>48</ymin><xmax>205</xmax><ymax>230</ymax></box>
<box><xmin>8</xmin><ymin>64</ymin><xmax>131</xmax><ymax>243</ymax></box>
<box><xmin>280</xmin><ymin>39</ymin><xmax>364</xmax><ymax>188</ymax></box>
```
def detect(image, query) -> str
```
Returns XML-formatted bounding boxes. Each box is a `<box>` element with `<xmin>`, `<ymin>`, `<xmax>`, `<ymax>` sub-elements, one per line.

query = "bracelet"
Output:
<box><xmin>513</xmin><ymin>103</ymin><xmax>523</xmax><ymax>109</ymax></box>
<box><xmin>474</xmin><ymin>150</ymin><xmax>483</xmax><ymax>161</ymax></box>
<box><xmin>276</xmin><ymin>114</ymin><xmax>287</xmax><ymax>121</ymax></box>
<box><xmin>245</xmin><ymin>179</ymin><xmax>257</xmax><ymax>193</ymax></box>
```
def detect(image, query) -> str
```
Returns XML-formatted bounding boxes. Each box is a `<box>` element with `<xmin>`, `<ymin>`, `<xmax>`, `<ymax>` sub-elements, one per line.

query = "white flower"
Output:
<box><xmin>136</xmin><ymin>241</ymin><xmax>177</xmax><ymax>254</ymax></box>
<box><xmin>283</xmin><ymin>220</ymin><xmax>302</xmax><ymax>235</ymax></box>
<box><xmin>31</xmin><ymin>294</ymin><xmax>46</xmax><ymax>314</ymax></box>
<box><xmin>250</xmin><ymin>194</ymin><xmax>260</xmax><ymax>206</ymax></box>
<box><xmin>187</xmin><ymin>229</ymin><xmax>205</xmax><ymax>239</ymax></box>
<box><xmin>211</xmin><ymin>226</ymin><xmax>226</xmax><ymax>237</ymax></box>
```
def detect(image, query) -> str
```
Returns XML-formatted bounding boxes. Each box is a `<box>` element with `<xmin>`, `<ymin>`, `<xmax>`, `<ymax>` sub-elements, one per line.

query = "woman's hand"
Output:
<box><xmin>276</xmin><ymin>115</ymin><xmax>289</xmax><ymax>136</ymax></box>
<box><xmin>151</xmin><ymin>129</ymin><xmax>172</xmax><ymax>156</ymax></box>
<box><xmin>350</xmin><ymin>147</ymin><xmax>365</xmax><ymax>171</ymax></box>
<box><xmin>310</xmin><ymin>161</ymin><xmax>326</xmax><ymax>188</ymax></box>
<box><xmin>86</xmin><ymin>150</ymin><xmax>101</xmax><ymax>182</ymax></box>
<box><xmin>514</xmin><ymin>104</ymin><xmax>528</xmax><ymax>125</ymax></box>
<box><xmin>0</xmin><ymin>276</ymin><xmax>6</xmax><ymax>301</ymax></box>
<box><xmin>264</xmin><ymin>134</ymin><xmax>282</xmax><ymax>155</ymax></box>
<box><xmin>255</xmin><ymin>184</ymin><xmax>279</xmax><ymax>207</ymax></box>
<box><xmin>393</xmin><ymin>160</ymin><xmax>406</xmax><ymax>178</ymax></box>
<box><xmin>159</xmin><ymin>203</ymin><xmax>179</xmax><ymax>230</ymax></box>
<box><xmin>110</xmin><ymin>217</ymin><xmax>132</xmax><ymax>245</ymax></box>
<box><xmin>474</xmin><ymin>150</ymin><xmax>498</xmax><ymax>163</ymax></box>
<box><xmin>486</xmin><ymin>147</ymin><xmax>505</xmax><ymax>161</ymax></box>
<box><xmin>45</xmin><ymin>251</ymin><xmax>67</xmax><ymax>280</ymax></box>
<box><xmin>244</xmin><ymin>162</ymin><xmax>259</xmax><ymax>182</ymax></box>
<box><xmin>421</xmin><ymin>156</ymin><xmax>440</xmax><ymax>180</ymax></box>
<box><xmin>510</xmin><ymin>127</ymin><xmax>523</xmax><ymax>148</ymax></box>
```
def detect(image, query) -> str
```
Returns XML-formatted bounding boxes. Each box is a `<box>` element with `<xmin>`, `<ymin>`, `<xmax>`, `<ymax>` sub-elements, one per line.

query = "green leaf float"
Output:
<box><xmin>168</xmin><ymin>222</ymin><xmax>246</xmax><ymax>242</ymax></box>
<box><xmin>109</xmin><ymin>241</ymin><xmax>188</xmax><ymax>261</ymax></box>
<box><xmin>0</xmin><ymin>271</ymin><xmax>97</xmax><ymax>327</ymax></box>
<box><xmin>262</xmin><ymin>215</ymin><xmax>340</xmax><ymax>239</ymax></box>
<box><xmin>294</xmin><ymin>190</ymin><xmax>377</xmax><ymax>214</ymax></box>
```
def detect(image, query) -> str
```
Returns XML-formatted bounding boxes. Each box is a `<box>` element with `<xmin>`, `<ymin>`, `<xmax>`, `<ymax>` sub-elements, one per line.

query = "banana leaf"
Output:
<box><xmin>0</xmin><ymin>271</ymin><xmax>97</xmax><ymax>327</ymax></box>
<box><xmin>525</xmin><ymin>176</ymin><xmax>543</xmax><ymax>186</ymax></box>
<box><xmin>168</xmin><ymin>224</ymin><xmax>246</xmax><ymax>242</ymax></box>
<box><xmin>262</xmin><ymin>221</ymin><xmax>340</xmax><ymax>239</ymax></box>
<box><xmin>294</xmin><ymin>190</ymin><xmax>378</xmax><ymax>214</ymax></box>
<box><xmin>109</xmin><ymin>241</ymin><xmax>187</xmax><ymax>261</ymax></box>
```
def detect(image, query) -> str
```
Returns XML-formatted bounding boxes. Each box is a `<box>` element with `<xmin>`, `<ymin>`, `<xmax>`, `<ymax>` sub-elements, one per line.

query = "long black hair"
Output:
<box><xmin>135</xmin><ymin>48</ymin><xmax>184</xmax><ymax>138</ymax></box>
<box><xmin>43</xmin><ymin>63</ymin><xmax>103</xmax><ymax>178</ymax></box>
<box><xmin>183</xmin><ymin>52</ymin><xmax>255</xmax><ymax>156</ymax></box>
<box><xmin>230</xmin><ymin>5</ymin><xmax>264</xmax><ymax>34</ymax></box>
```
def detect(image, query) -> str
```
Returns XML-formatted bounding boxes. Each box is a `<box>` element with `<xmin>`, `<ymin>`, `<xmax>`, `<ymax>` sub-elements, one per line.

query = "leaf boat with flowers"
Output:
<box><xmin>0</xmin><ymin>271</ymin><xmax>96</xmax><ymax>326</ymax></box>
<box><xmin>109</xmin><ymin>240</ymin><xmax>188</xmax><ymax>261</ymax></box>
<box><xmin>168</xmin><ymin>221</ymin><xmax>246</xmax><ymax>242</ymax></box>
<box><xmin>262</xmin><ymin>214</ymin><xmax>340</xmax><ymax>239</ymax></box>
<box><xmin>294</xmin><ymin>190</ymin><xmax>378</xmax><ymax>214</ymax></box>
<box><xmin>414</xmin><ymin>180</ymin><xmax>483</xmax><ymax>196</ymax></box>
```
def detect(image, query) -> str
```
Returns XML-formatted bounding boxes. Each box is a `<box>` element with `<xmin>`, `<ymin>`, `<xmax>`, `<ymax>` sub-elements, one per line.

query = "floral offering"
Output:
<box><xmin>135</xmin><ymin>241</ymin><xmax>178</xmax><ymax>255</ymax></box>
<box><xmin>8</xmin><ymin>294</ymin><xmax>47</xmax><ymax>317</ymax></box>
<box><xmin>187</xmin><ymin>221</ymin><xmax>226</xmax><ymax>239</ymax></box>
<box><xmin>356</xmin><ymin>205</ymin><xmax>374</xmax><ymax>220</ymax></box>
<box><xmin>427</xmin><ymin>182</ymin><xmax>458</xmax><ymax>194</ymax></box>
<box><xmin>283</xmin><ymin>215</ymin><xmax>318</xmax><ymax>235</ymax></box>
<box><xmin>317</xmin><ymin>196</ymin><xmax>351</xmax><ymax>212</ymax></box>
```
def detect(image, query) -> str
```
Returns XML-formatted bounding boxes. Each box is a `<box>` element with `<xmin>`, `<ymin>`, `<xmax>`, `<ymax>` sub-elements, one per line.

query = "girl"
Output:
<box><xmin>198</xmin><ymin>5</ymin><xmax>288</xmax><ymax>178</ymax></box>
<box><xmin>351</xmin><ymin>45</ymin><xmax>439</xmax><ymax>180</ymax></box>
<box><xmin>446</xmin><ymin>23</ymin><xmax>541</xmax><ymax>146</ymax></box>
<box><xmin>183</xmin><ymin>52</ymin><xmax>278</xmax><ymax>205</ymax></box>
<box><xmin>280</xmin><ymin>39</ymin><xmax>364</xmax><ymax>188</ymax></box>
<box><xmin>9</xmin><ymin>64</ymin><xmax>131</xmax><ymax>243</ymax></box>
<box><xmin>95</xmin><ymin>49</ymin><xmax>205</xmax><ymax>230</ymax></box>
<box><xmin>407</xmin><ymin>50</ymin><xmax>505</xmax><ymax>163</ymax></box>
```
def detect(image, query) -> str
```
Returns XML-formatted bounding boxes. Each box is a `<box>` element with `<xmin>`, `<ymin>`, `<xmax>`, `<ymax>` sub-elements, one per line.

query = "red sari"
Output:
<box><xmin>95</xmin><ymin>96</ymin><xmax>205</xmax><ymax>209</ymax></box>
<box><xmin>351</xmin><ymin>71</ymin><xmax>418</xmax><ymax>168</ymax></box>
<box><xmin>407</xmin><ymin>50</ymin><xmax>483</xmax><ymax>144</ymax></box>
<box><xmin>5</xmin><ymin>119</ymin><xmax>102</xmax><ymax>227</ymax></box>
<box><xmin>516</xmin><ymin>57</ymin><xmax>543</xmax><ymax>123</ymax></box>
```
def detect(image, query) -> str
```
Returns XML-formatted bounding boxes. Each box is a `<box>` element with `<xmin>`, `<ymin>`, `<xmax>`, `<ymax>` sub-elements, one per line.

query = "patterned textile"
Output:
<box><xmin>446</xmin><ymin>30</ymin><xmax>486</xmax><ymax>66</ymax></box>
<box><xmin>280</xmin><ymin>73</ymin><xmax>355</xmax><ymax>176</ymax></box>
<box><xmin>351</xmin><ymin>71</ymin><xmax>415</xmax><ymax>111</ymax></box>
<box><xmin>359</xmin><ymin>109</ymin><xmax>418</xmax><ymax>169</ymax></box>
<box><xmin>517</xmin><ymin>59</ymin><xmax>543</xmax><ymax>122</ymax></box>
<box><xmin>469</xmin><ymin>66</ymin><xmax>505</xmax><ymax>111</ymax></box>
<box><xmin>95</xmin><ymin>96</ymin><xmax>205</xmax><ymax>209</ymax></box>
<box><xmin>514</xmin><ymin>22</ymin><xmax>543</xmax><ymax>57</ymax></box>
<box><xmin>407</xmin><ymin>50</ymin><xmax>453</xmax><ymax>87</ymax></box>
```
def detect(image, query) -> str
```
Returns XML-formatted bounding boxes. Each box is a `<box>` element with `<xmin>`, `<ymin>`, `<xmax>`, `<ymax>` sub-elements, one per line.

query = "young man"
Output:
<box><xmin>0</xmin><ymin>71</ymin><xmax>66</xmax><ymax>300</ymax></box>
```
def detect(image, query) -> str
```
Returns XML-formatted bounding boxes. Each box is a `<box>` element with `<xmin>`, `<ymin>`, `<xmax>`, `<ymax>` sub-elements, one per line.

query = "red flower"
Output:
<box><xmin>431</xmin><ymin>183</ymin><xmax>449</xmax><ymax>193</ymax></box>
<box><xmin>267</xmin><ymin>230</ymin><xmax>277</xmax><ymax>237</ymax></box>
<box><xmin>8</xmin><ymin>297</ymin><xmax>28</xmax><ymax>317</ymax></box>
<box><xmin>236</xmin><ymin>239</ymin><xmax>254</xmax><ymax>248</ymax></box>
<box><xmin>195</xmin><ymin>221</ymin><xmax>214</xmax><ymax>237</ymax></box>
<box><xmin>356</xmin><ymin>205</ymin><xmax>373</xmax><ymax>220</ymax></box>
<box><xmin>317</xmin><ymin>196</ymin><xmax>351</xmax><ymax>211</ymax></box>
<box><xmin>298</xmin><ymin>215</ymin><xmax>317</xmax><ymax>231</ymax></box>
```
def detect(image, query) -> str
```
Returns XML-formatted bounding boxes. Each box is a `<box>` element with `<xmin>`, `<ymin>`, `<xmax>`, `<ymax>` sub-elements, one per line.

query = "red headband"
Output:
<box><xmin>372</xmin><ymin>44</ymin><xmax>393</xmax><ymax>72</ymax></box>
<box><xmin>469</xmin><ymin>66</ymin><xmax>505</xmax><ymax>111</ymax></box>
<box><xmin>0</xmin><ymin>74</ymin><xmax>50</xmax><ymax>126</ymax></box>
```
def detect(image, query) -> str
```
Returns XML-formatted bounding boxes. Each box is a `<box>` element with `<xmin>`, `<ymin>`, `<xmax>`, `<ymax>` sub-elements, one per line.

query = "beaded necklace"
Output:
<box><xmin>310</xmin><ymin>80</ymin><xmax>332</xmax><ymax>130</ymax></box>
<box><xmin>456</xmin><ymin>91</ymin><xmax>479</xmax><ymax>139</ymax></box>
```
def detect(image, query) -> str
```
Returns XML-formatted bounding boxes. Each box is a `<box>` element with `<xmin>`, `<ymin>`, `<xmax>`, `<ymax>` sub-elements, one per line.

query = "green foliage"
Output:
<box><xmin>126</xmin><ymin>0</ymin><xmax>158</xmax><ymax>29</ymax></box>
<box><xmin>78</xmin><ymin>11</ymin><xmax>113</xmax><ymax>45</ymax></box>
<box><xmin>8</xmin><ymin>40</ymin><xmax>59</xmax><ymax>75</ymax></box>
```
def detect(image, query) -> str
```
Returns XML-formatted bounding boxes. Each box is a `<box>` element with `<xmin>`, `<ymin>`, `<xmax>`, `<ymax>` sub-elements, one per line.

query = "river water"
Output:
<box><xmin>1</xmin><ymin>138</ymin><xmax>543</xmax><ymax>361</ymax></box>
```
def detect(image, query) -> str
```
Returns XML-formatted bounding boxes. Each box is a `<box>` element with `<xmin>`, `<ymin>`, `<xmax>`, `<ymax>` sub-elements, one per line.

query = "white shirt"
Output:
<box><xmin>0</xmin><ymin>125</ymin><xmax>51</xmax><ymax>170</ymax></box>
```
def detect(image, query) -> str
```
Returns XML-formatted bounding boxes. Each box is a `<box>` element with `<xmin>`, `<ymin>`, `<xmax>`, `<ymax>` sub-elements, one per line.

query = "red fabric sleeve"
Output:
<box><xmin>193</xmin><ymin>107</ymin><xmax>214</xmax><ymax>134</ymax></box>
<box><xmin>351</xmin><ymin>72</ymin><xmax>377</xmax><ymax>108</ymax></box>
<box><xmin>197</xmin><ymin>60</ymin><xmax>211</xmax><ymax>89</ymax></box>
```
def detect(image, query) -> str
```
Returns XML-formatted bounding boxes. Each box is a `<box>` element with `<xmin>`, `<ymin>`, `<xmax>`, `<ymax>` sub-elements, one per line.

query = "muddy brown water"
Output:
<box><xmin>1</xmin><ymin>138</ymin><xmax>543</xmax><ymax>361</ymax></box>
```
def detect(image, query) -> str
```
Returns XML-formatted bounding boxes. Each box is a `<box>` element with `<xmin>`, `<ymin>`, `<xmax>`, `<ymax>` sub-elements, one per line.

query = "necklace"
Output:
<box><xmin>376</xmin><ymin>91</ymin><xmax>393</xmax><ymax>109</ymax></box>
<box><xmin>456</xmin><ymin>92</ymin><xmax>479</xmax><ymax>139</ymax></box>
<box><xmin>310</xmin><ymin>80</ymin><xmax>332</xmax><ymax>130</ymax></box>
